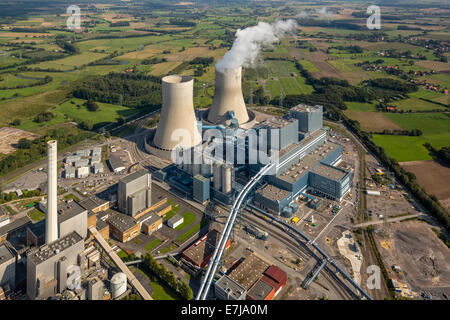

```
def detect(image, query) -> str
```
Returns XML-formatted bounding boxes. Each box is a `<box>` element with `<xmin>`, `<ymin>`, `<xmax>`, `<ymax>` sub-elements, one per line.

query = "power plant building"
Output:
<box><xmin>118</xmin><ymin>170</ymin><xmax>152</xmax><ymax>217</ymax></box>
<box><xmin>207</xmin><ymin>66</ymin><xmax>249</xmax><ymax>125</ymax></box>
<box><xmin>26</xmin><ymin>231</ymin><xmax>84</xmax><ymax>300</ymax></box>
<box><xmin>151</xmin><ymin>75</ymin><xmax>201</xmax><ymax>153</ymax></box>
<box><xmin>0</xmin><ymin>244</ymin><xmax>15</xmax><ymax>290</ymax></box>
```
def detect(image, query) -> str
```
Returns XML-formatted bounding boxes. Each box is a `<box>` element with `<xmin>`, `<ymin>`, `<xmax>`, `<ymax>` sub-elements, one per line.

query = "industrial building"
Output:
<box><xmin>236</xmin><ymin>264</ymin><xmax>287</xmax><ymax>301</ymax></box>
<box><xmin>152</xmin><ymin>95</ymin><xmax>350</xmax><ymax>215</ymax></box>
<box><xmin>215</xmin><ymin>275</ymin><xmax>247</xmax><ymax>300</ymax></box>
<box><xmin>167</xmin><ymin>214</ymin><xmax>183</xmax><ymax>229</ymax></box>
<box><xmin>26</xmin><ymin>231</ymin><xmax>85</xmax><ymax>300</ymax></box>
<box><xmin>228</xmin><ymin>253</ymin><xmax>270</xmax><ymax>290</ymax></box>
<box><xmin>108</xmin><ymin>155</ymin><xmax>125</xmax><ymax>174</ymax></box>
<box><xmin>118</xmin><ymin>170</ymin><xmax>152</xmax><ymax>217</ymax></box>
<box><xmin>30</xmin><ymin>200</ymin><xmax>88</xmax><ymax>246</ymax></box>
<box><xmin>182</xmin><ymin>229</ymin><xmax>230</xmax><ymax>268</ymax></box>
<box><xmin>106</xmin><ymin>211</ymin><xmax>140</xmax><ymax>243</ymax></box>
<box><xmin>0</xmin><ymin>244</ymin><xmax>15</xmax><ymax>290</ymax></box>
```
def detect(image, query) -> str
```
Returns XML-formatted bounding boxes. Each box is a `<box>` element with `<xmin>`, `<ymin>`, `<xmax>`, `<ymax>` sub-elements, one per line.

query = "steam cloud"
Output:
<box><xmin>296</xmin><ymin>7</ymin><xmax>335</xmax><ymax>20</ymax></box>
<box><xmin>215</xmin><ymin>19</ymin><xmax>298</xmax><ymax>72</ymax></box>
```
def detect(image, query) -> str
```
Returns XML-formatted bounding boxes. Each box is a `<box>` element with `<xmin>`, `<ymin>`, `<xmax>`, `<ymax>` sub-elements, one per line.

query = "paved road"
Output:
<box><xmin>352</xmin><ymin>213</ymin><xmax>424</xmax><ymax>228</ymax></box>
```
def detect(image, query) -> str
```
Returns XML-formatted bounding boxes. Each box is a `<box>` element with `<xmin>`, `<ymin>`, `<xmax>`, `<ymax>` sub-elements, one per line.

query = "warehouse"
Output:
<box><xmin>106</xmin><ymin>211</ymin><xmax>139</xmax><ymax>243</ymax></box>
<box><xmin>246</xmin><ymin>278</ymin><xmax>275</xmax><ymax>300</ymax></box>
<box><xmin>108</xmin><ymin>155</ymin><xmax>125</xmax><ymax>174</ymax></box>
<box><xmin>228</xmin><ymin>253</ymin><xmax>270</xmax><ymax>290</ymax></box>
<box><xmin>182</xmin><ymin>229</ymin><xmax>230</xmax><ymax>268</ymax></box>
<box><xmin>167</xmin><ymin>214</ymin><xmax>184</xmax><ymax>229</ymax></box>
<box><xmin>139</xmin><ymin>213</ymin><xmax>162</xmax><ymax>235</ymax></box>
<box><xmin>79</xmin><ymin>196</ymin><xmax>110</xmax><ymax>213</ymax></box>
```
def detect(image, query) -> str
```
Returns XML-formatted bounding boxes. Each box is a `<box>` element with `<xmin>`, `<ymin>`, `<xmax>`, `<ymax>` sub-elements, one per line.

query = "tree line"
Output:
<box><xmin>71</xmin><ymin>72</ymin><xmax>162</xmax><ymax>110</ymax></box>
<box><xmin>143</xmin><ymin>253</ymin><xmax>193</xmax><ymax>300</ymax></box>
<box><xmin>0</xmin><ymin>128</ymin><xmax>93</xmax><ymax>177</ymax></box>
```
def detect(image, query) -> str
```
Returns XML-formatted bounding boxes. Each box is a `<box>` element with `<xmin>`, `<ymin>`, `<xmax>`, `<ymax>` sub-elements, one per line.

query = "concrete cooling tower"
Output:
<box><xmin>208</xmin><ymin>66</ymin><xmax>249</xmax><ymax>125</ymax></box>
<box><xmin>153</xmin><ymin>75</ymin><xmax>202</xmax><ymax>151</ymax></box>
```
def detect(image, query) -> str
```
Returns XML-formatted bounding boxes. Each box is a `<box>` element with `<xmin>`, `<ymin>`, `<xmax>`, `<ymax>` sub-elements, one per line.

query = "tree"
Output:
<box><xmin>17</xmin><ymin>138</ymin><xmax>32</xmax><ymax>149</ymax></box>
<box><xmin>86</xmin><ymin>99</ymin><xmax>99</xmax><ymax>112</ymax></box>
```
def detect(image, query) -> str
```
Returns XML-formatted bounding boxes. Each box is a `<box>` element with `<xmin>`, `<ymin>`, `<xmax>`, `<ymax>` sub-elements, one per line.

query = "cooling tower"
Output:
<box><xmin>208</xmin><ymin>66</ymin><xmax>249</xmax><ymax>125</ymax></box>
<box><xmin>46</xmin><ymin>140</ymin><xmax>58</xmax><ymax>244</ymax></box>
<box><xmin>153</xmin><ymin>75</ymin><xmax>201</xmax><ymax>151</ymax></box>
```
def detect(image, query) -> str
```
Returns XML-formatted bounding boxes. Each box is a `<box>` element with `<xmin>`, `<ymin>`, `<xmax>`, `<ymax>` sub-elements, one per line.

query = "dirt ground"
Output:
<box><xmin>377</xmin><ymin>220</ymin><xmax>450</xmax><ymax>295</ymax></box>
<box><xmin>343</xmin><ymin>110</ymin><xmax>403</xmax><ymax>131</ymax></box>
<box><xmin>0</xmin><ymin>127</ymin><xmax>40</xmax><ymax>155</ymax></box>
<box><xmin>400</xmin><ymin>160</ymin><xmax>450</xmax><ymax>210</ymax></box>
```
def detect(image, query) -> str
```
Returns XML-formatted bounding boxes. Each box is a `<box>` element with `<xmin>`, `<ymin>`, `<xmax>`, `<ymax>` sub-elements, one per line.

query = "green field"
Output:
<box><xmin>345</xmin><ymin>101</ymin><xmax>377</xmax><ymax>112</ymax></box>
<box><xmin>391</xmin><ymin>97</ymin><xmax>446</xmax><ymax>112</ymax></box>
<box><xmin>18</xmin><ymin>98</ymin><xmax>138</xmax><ymax>130</ymax></box>
<box><xmin>174</xmin><ymin>211</ymin><xmax>196</xmax><ymax>230</ymax></box>
<box><xmin>372</xmin><ymin>113</ymin><xmax>450</xmax><ymax>162</ymax></box>
<box><xmin>372</xmin><ymin>135</ymin><xmax>432</xmax><ymax>162</ymax></box>
<box><xmin>145</xmin><ymin>238</ymin><xmax>162</xmax><ymax>252</ymax></box>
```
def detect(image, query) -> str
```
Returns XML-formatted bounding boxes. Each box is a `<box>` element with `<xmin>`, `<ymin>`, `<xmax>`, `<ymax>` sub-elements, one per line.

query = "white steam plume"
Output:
<box><xmin>296</xmin><ymin>7</ymin><xmax>335</xmax><ymax>20</ymax></box>
<box><xmin>216</xmin><ymin>19</ymin><xmax>298</xmax><ymax>72</ymax></box>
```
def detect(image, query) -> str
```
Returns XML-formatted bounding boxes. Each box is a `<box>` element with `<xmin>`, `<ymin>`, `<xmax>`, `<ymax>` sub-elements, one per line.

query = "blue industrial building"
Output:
<box><xmin>152</xmin><ymin>103</ymin><xmax>351</xmax><ymax>215</ymax></box>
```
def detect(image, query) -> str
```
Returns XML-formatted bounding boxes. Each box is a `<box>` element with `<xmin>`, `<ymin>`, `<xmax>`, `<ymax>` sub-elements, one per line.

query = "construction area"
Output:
<box><xmin>0</xmin><ymin>127</ymin><xmax>39</xmax><ymax>155</ymax></box>
<box><xmin>375</xmin><ymin>220</ymin><xmax>450</xmax><ymax>300</ymax></box>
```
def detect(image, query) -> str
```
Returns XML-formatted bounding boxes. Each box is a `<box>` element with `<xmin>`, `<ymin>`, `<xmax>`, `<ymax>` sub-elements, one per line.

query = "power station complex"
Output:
<box><xmin>148</xmin><ymin>66</ymin><xmax>351</xmax><ymax>218</ymax></box>
<box><xmin>0</xmin><ymin>64</ymin><xmax>351</xmax><ymax>301</ymax></box>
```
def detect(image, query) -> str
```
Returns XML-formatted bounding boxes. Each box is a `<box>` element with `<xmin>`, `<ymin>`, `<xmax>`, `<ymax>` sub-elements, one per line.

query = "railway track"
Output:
<box><xmin>241</xmin><ymin>213</ymin><xmax>356</xmax><ymax>300</ymax></box>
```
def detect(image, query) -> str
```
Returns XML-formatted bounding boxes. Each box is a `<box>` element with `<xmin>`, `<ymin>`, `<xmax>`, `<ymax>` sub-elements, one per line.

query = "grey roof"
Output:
<box><xmin>106</xmin><ymin>212</ymin><xmax>137</xmax><ymax>232</ymax></box>
<box><xmin>216</xmin><ymin>275</ymin><xmax>247</xmax><ymax>299</ymax></box>
<box><xmin>79</xmin><ymin>196</ymin><xmax>109</xmax><ymax>211</ymax></box>
<box><xmin>0</xmin><ymin>216</ymin><xmax>32</xmax><ymax>236</ymax></box>
<box><xmin>108</xmin><ymin>155</ymin><xmax>125</xmax><ymax>170</ymax></box>
<box><xmin>247</xmin><ymin>278</ymin><xmax>274</xmax><ymax>300</ymax></box>
<box><xmin>119</xmin><ymin>169</ymin><xmax>148</xmax><ymax>184</ymax></box>
<box><xmin>27</xmin><ymin>231</ymin><xmax>83</xmax><ymax>265</ymax></box>
<box><xmin>311</xmin><ymin>163</ymin><xmax>348</xmax><ymax>181</ymax></box>
<box><xmin>96</xmin><ymin>219</ymin><xmax>108</xmax><ymax>231</ymax></box>
<box><xmin>142</xmin><ymin>213</ymin><xmax>161</xmax><ymax>226</ymax></box>
<box><xmin>58</xmin><ymin>201</ymin><xmax>87</xmax><ymax>223</ymax></box>
<box><xmin>290</xmin><ymin>103</ymin><xmax>322</xmax><ymax>113</ymax></box>
<box><xmin>167</xmin><ymin>214</ymin><xmax>183</xmax><ymax>225</ymax></box>
<box><xmin>0</xmin><ymin>244</ymin><xmax>14</xmax><ymax>265</ymax></box>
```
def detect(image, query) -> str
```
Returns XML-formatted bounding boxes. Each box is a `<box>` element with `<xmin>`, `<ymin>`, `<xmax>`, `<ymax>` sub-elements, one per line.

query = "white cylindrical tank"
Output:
<box><xmin>153</xmin><ymin>75</ymin><xmax>202</xmax><ymax>151</ymax></box>
<box><xmin>110</xmin><ymin>272</ymin><xmax>127</xmax><ymax>299</ymax></box>
<box><xmin>208</xmin><ymin>66</ymin><xmax>249</xmax><ymax>125</ymax></box>
<box><xmin>46</xmin><ymin>140</ymin><xmax>58</xmax><ymax>244</ymax></box>
<box><xmin>213</xmin><ymin>162</ymin><xmax>222</xmax><ymax>191</ymax></box>
<box><xmin>221</xmin><ymin>164</ymin><xmax>232</xmax><ymax>194</ymax></box>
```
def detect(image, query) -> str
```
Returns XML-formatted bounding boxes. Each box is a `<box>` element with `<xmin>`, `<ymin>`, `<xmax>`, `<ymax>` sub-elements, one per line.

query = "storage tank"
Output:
<box><xmin>153</xmin><ymin>75</ymin><xmax>202</xmax><ymax>151</ymax></box>
<box><xmin>208</xmin><ymin>66</ymin><xmax>249</xmax><ymax>125</ymax></box>
<box><xmin>110</xmin><ymin>272</ymin><xmax>127</xmax><ymax>299</ymax></box>
<box><xmin>221</xmin><ymin>164</ymin><xmax>232</xmax><ymax>194</ymax></box>
<box><xmin>213</xmin><ymin>162</ymin><xmax>222</xmax><ymax>191</ymax></box>
<box><xmin>281</xmin><ymin>206</ymin><xmax>293</xmax><ymax>218</ymax></box>
<box><xmin>290</xmin><ymin>202</ymin><xmax>299</xmax><ymax>213</ymax></box>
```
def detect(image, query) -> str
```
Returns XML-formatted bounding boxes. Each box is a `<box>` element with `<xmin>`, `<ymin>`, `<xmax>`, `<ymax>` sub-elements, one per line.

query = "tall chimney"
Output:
<box><xmin>153</xmin><ymin>75</ymin><xmax>202</xmax><ymax>151</ymax></box>
<box><xmin>208</xmin><ymin>66</ymin><xmax>249</xmax><ymax>125</ymax></box>
<box><xmin>46</xmin><ymin>140</ymin><xmax>58</xmax><ymax>244</ymax></box>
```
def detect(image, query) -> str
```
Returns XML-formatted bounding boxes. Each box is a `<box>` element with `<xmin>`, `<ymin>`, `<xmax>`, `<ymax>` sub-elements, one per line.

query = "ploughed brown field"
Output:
<box><xmin>400</xmin><ymin>160</ymin><xmax>450</xmax><ymax>211</ymax></box>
